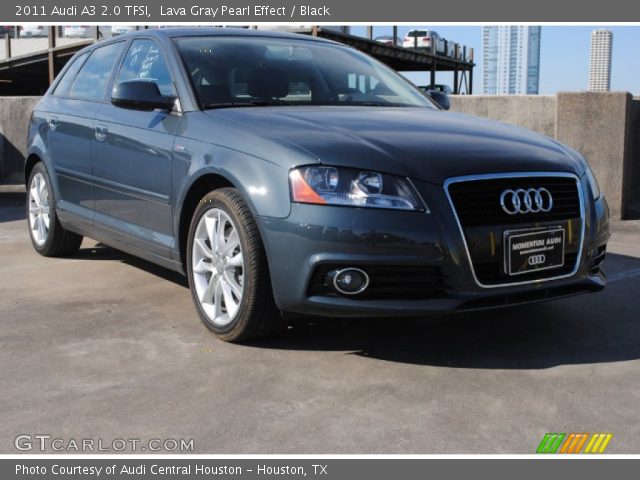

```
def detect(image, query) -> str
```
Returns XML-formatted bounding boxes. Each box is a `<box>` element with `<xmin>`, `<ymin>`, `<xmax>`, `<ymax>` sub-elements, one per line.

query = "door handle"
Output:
<box><xmin>48</xmin><ymin>116</ymin><xmax>59</xmax><ymax>131</ymax></box>
<box><xmin>94</xmin><ymin>124</ymin><xmax>108</xmax><ymax>142</ymax></box>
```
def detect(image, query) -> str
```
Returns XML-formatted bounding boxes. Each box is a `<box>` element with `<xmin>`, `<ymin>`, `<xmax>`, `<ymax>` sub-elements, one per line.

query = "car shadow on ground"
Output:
<box><xmin>4</xmin><ymin>190</ymin><xmax>640</xmax><ymax>370</ymax></box>
<box><xmin>46</xmin><ymin>243</ymin><xmax>640</xmax><ymax>370</ymax></box>
<box><xmin>0</xmin><ymin>191</ymin><xmax>188</xmax><ymax>287</ymax></box>
<box><xmin>73</xmin><ymin>243</ymin><xmax>189</xmax><ymax>288</ymax></box>
<box><xmin>250</xmin><ymin>252</ymin><xmax>640</xmax><ymax>369</ymax></box>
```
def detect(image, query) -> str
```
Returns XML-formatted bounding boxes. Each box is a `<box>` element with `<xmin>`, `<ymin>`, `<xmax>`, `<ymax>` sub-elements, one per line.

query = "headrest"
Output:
<box><xmin>248</xmin><ymin>69</ymin><xmax>289</xmax><ymax>99</ymax></box>
<box><xmin>199</xmin><ymin>85</ymin><xmax>231</xmax><ymax>105</ymax></box>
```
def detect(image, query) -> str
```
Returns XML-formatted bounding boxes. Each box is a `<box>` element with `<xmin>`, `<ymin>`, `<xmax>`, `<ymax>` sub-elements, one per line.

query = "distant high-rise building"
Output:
<box><xmin>588</xmin><ymin>29</ymin><xmax>613</xmax><ymax>92</ymax></box>
<box><xmin>482</xmin><ymin>26</ymin><xmax>541</xmax><ymax>95</ymax></box>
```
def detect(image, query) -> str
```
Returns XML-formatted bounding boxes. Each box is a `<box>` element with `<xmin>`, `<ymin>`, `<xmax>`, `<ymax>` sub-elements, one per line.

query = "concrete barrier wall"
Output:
<box><xmin>449</xmin><ymin>95</ymin><xmax>557</xmax><ymax>138</ymax></box>
<box><xmin>0</xmin><ymin>37</ymin><xmax>91</xmax><ymax>60</ymax></box>
<box><xmin>0</xmin><ymin>96</ymin><xmax>40</xmax><ymax>183</ymax></box>
<box><xmin>452</xmin><ymin>92</ymin><xmax>638</xmax><ymax>220</ymax></box>
<box><xmin>0</xmin><ymin>93</ymin><xmax>638</xmax><ymax>219</ymax></box>
<box><xmin>629</xmin><ymin>98</ymin><xmax>640</xmax><ymax>218</ymax></box>
<box><xmin>555</xmin><ymin>92</ymin><xmax>632</xmax><ymax>221</ymax></box>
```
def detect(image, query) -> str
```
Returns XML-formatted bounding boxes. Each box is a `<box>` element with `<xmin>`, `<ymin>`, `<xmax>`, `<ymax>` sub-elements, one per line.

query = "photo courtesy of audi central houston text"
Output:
<box><xmin>25</xmin><ymin>27</ymin><xmax>610</xmax><ymax>342</ymax></box>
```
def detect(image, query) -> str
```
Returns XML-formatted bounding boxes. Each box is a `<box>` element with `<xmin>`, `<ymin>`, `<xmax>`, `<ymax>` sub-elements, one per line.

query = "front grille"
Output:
<box><xmin>446</xmin><ymin>174</ymin><xmax>583</xmax><ymax>286</ymax></box>
<box><xmin>448</xmin><ymin>176</ymin><xmax>580</xmax><ymax>226</ymax></box>
<box><xmin>307</xmin><ymin>264</ymin><xmax>446</xmax><ymax>300</ymax></box>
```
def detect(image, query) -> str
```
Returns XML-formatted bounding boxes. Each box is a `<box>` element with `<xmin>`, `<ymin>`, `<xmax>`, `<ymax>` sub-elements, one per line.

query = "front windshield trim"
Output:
<box><xmin>172</xmin><ymin>35</ymin><xmax>439</xmax><ymax>112</ymax></box>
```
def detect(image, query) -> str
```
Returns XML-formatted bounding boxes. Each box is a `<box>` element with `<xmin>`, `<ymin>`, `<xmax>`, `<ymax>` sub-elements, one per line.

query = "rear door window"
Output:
<box><xmin>69</xmin><ymin>42</ymin><xmax>125</xmax><ymax>101</ymax></box>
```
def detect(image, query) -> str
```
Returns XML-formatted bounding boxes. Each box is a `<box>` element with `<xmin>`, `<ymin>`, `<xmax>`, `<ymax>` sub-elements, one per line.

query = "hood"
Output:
<box><xmin>207</xmin><ymin>106</ymin><xmax>582</xmax><ymax>184</ymax></box>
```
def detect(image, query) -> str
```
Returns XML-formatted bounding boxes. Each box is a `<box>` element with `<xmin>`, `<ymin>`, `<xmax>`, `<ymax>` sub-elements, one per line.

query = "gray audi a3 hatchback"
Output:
<box><xmin>26</xmin><ymin>28</ymin><xmax>610</xmax><ymax>341</ymax></box>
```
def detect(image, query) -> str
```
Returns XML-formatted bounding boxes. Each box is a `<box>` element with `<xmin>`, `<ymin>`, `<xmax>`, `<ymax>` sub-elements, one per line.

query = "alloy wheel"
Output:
<box><xmin>191</xmin><ymin>208</ymin><xmax>245</xmax><ymax>326</ymax></box>
<box><xmin>28</xmin><ymin>172</ymin><xmax>51</xmax><ymax>246</ymax></box>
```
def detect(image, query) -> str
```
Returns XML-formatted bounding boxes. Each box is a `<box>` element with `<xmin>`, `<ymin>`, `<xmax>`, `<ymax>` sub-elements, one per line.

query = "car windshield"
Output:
<box><xmin>173</xmin><ymin>35</ymin><xmax>437</xmax><ymax>110</ymax></box>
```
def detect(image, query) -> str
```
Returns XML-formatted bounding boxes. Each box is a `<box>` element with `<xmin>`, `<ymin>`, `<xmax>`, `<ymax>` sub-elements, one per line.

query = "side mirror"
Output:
<box><xmin>111</xmin><ymin>80</ymin><xmax>176</xmax><ymax>111</ymax></box>
<box><xmin>426</xmin><ymin>90</ymin><xmax>450</xmax><ymax>111</ymax></box>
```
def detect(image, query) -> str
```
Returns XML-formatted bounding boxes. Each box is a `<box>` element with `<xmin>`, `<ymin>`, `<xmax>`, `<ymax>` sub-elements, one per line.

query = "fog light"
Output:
<box><xmin>327</xmin><ymin>268</ymin><xmax>370</xmax><ymax>295</ymax></box>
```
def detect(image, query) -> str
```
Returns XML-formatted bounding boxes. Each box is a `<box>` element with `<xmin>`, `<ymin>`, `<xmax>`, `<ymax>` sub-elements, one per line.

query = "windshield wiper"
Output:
<box><xmin>202</xmin><ymin>100</ymin><xmax>413</xmax><ymax>110</ymax></box>
<box><xmin>202</xmin><ymin>99</ymin><xmax>287</xmax><ymax>110</ymax></box>
<box><xmin>345</xmin><ymin>101</ymin><xmax>411</xmax><ymax>107</ymax></box>
<box><xmin>354</xmin><ymin>102</ymin><xmax>393</xmax><ymax>107</ymax></box>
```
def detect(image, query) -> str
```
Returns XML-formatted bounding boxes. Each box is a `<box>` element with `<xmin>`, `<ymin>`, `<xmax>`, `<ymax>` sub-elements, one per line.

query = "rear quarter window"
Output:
<box><xmin>51</xmin><ymin>52</ymin><xmax>89</xmax><ymax>97</ymax></box>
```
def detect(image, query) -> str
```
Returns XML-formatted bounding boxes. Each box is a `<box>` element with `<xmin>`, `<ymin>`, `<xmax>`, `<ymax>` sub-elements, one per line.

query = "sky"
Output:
<box><xmin>350</xmin><ymin>25</ymin><xmax>640</xmax><ymax>95</ymax></box>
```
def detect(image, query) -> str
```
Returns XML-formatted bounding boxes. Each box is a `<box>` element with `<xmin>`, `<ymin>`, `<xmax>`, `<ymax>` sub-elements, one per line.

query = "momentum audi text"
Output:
<box><xmin>25</xmin><ymin>28</ymin><xmax>610</xmax><ymax>341</ymax></box>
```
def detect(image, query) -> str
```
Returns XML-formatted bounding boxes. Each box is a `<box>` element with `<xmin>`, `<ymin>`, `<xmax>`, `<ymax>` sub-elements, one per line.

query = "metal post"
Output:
<box><xmin>430</xmin><ymin>61</ymin><xmax>436</xmax><ymax>89</ymax></box>
<box><xmin>392</xmin><ymin>26</ymin><xmax>398</xmax><ymax>46</ymax></box>
<box><xmin>469</xmin><ymin>47</ymin><xmax>474</xmax><ymax>94</ymax></box>
<box><xmin>366</xmin><ymin>26</ymin><xmax>373</xmax><ymax>40</ymax></box>
<box><xmin>453</xmin><ymin>44</ymin><xmax>459</xmax><ymax>94</ymax></box>
<box><xmin>48</xmin><ymin>26</ymin><xmax>57</xmax><ymax>85</ymax></box>
<box><xmin>4</xmin><ymin>31</ymin><xmax>10</xmax><ymax>59</ymax></box>
<box><xmin>453</xmin><ymin>68</ymin><xmax>459</xmax><ymax>95</ymax></box>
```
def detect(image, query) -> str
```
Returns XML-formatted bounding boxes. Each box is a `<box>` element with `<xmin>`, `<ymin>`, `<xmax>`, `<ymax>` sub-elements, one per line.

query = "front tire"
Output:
<box><xmin>186</xmin><ymin>188</ymin><xmax>283</xmax><ymax>342</ymax></box>
<box><xmin>27</xmin><ymin>162</ymin><xmax>83</xmax><ymax>256</ymax></box>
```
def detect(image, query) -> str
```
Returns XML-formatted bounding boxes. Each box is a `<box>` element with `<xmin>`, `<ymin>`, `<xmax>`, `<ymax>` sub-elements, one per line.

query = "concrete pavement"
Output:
<box><xmin>1</xmin><ymin>189</ymin><xmax>639</xmax><ymax>454</ymax></box>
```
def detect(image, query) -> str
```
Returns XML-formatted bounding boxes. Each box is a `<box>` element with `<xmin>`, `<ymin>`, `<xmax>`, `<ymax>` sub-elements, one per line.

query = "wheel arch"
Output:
<box><xmin>24</xmin><ymin>153</ymin><xmax>42</xmax><ymax>187</ymax></box>
<box><xmin>176</xmin><ymin>173</ymin><xmax>236</xmax><ymax>272</ymax></box>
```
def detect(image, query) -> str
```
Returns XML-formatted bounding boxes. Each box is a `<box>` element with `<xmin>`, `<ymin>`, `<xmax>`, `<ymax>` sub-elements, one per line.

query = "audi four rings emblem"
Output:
<box><xmin>528</xmin><ymin>254</ymin><xmax>547</xmax><ymax>266</ymax></box>
<box><xmin>499</xmin><ymin>188</ymin><xmax>553</xmax><ymax>215</ymax></box>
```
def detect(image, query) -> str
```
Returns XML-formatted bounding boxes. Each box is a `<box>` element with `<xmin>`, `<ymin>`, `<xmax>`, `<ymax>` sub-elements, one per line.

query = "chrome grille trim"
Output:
<box><xmin>444</xmin><ymin>172</ymin><xmax>585</xmax><ymax>289</ymax></box>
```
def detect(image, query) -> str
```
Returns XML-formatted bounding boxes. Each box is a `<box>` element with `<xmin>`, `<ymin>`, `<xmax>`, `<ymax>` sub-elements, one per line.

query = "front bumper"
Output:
<box><xmin>257</xmin><ymin>175</ymin><xmax>610</xmax><ymax>317</ymax></box>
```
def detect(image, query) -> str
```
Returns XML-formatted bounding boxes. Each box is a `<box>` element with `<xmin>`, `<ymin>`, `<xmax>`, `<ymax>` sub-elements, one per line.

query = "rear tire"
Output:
<box><xmin>27</xmin><ymin>162</ymin><xmax>83</xmax><ymax>257</ymax></box>
<box><xmin>186</xmin><ymin>188</ymin><xmax>283</xmax><ymax>342</ymax></box>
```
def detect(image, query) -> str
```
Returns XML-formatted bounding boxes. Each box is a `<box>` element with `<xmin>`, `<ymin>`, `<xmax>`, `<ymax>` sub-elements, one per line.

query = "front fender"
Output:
<box><xmin>171</xmin><ymin>137</ymin><xmax>293</xmax><ymax>266</ymax></box>
<box><xmin>173</xmin><ymin>140</ymin><xmax>291</xmax><ymax>220</ymax></box>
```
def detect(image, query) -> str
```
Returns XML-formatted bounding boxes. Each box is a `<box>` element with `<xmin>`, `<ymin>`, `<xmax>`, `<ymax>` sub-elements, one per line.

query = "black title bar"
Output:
<box><xmin>6</xmin><ymin>0</ymin><xmax>640</xmax><ymax>22</ymax></box>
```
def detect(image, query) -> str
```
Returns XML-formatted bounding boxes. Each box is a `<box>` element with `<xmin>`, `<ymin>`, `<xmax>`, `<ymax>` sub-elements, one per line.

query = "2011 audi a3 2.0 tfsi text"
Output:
<box><xmin>25</xmin><ymin>28</ymin><xmax>610</xmax><ymax>341</ymax></box>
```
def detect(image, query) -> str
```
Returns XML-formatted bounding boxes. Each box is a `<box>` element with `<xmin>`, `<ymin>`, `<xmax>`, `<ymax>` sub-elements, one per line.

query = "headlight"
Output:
<box><xmin>289</xmin><ymin>166</ymin><xmax>425</xmax><ymax>211</ymax></box>
<box><xmin>584</xmin><ymin>165</ymin><xmax>601</xmax><ymax>200</ymax></box>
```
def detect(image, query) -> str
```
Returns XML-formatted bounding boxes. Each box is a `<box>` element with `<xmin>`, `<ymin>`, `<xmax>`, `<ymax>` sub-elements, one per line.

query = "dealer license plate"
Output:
<box><xmin>504</xmin><ymin>227</ymin><xmax>565</xmax><ymax>276</ymax></box>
